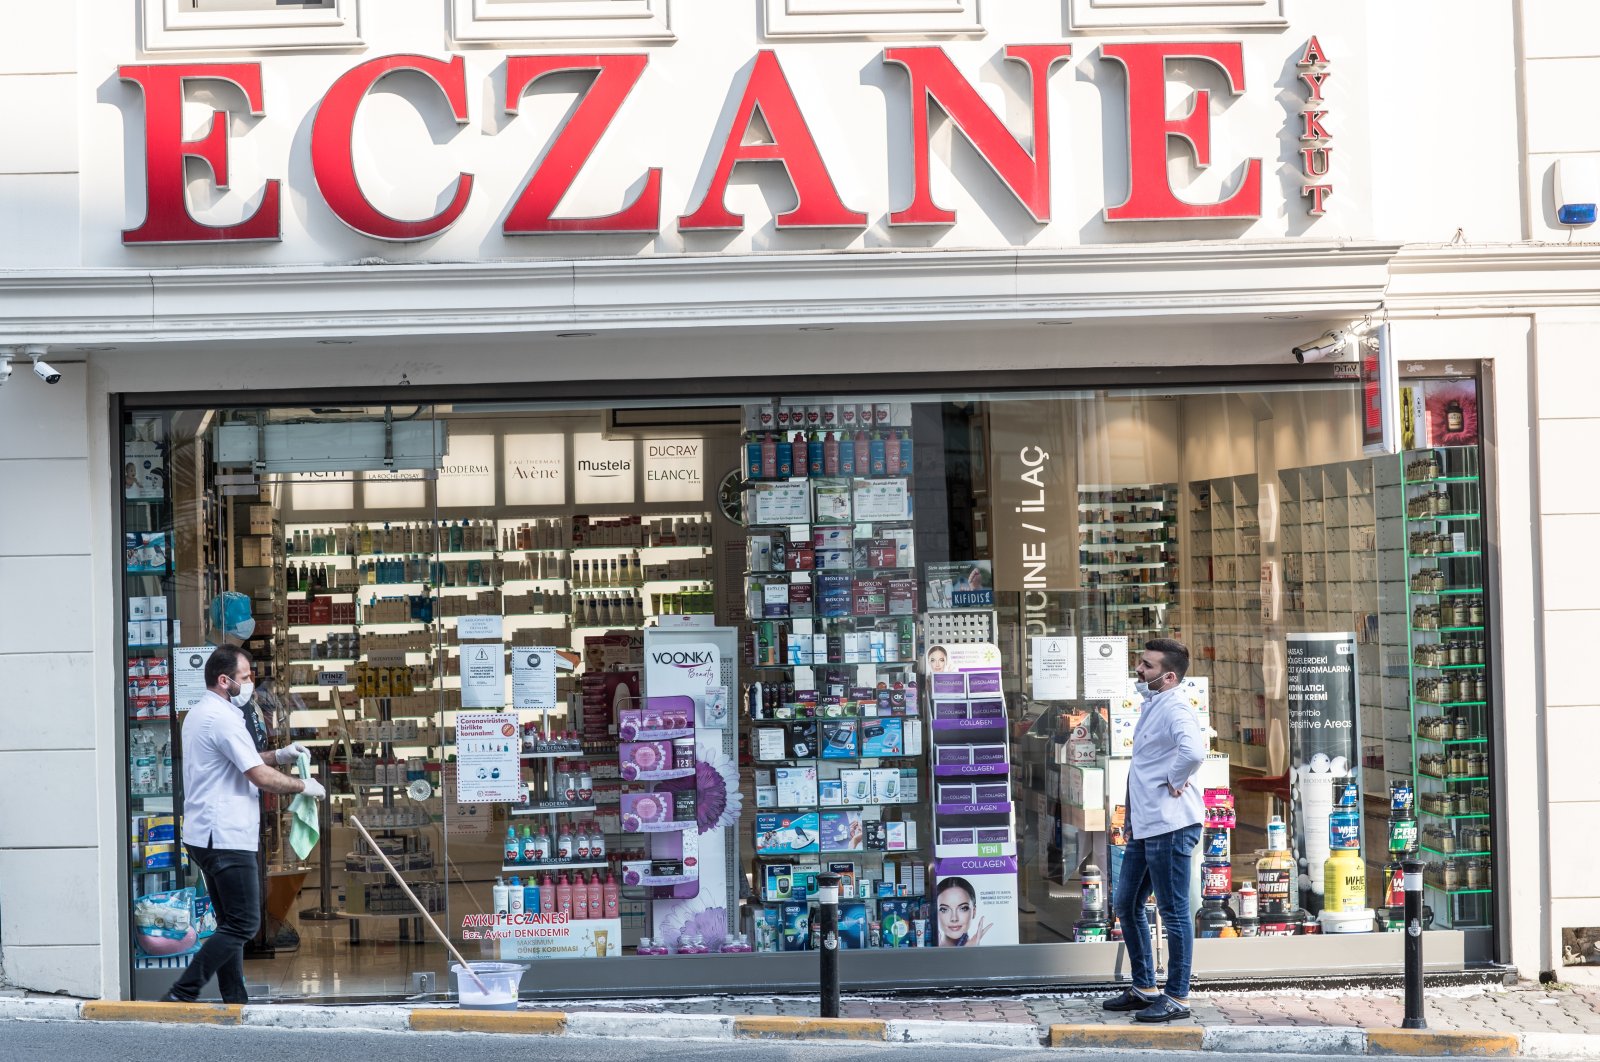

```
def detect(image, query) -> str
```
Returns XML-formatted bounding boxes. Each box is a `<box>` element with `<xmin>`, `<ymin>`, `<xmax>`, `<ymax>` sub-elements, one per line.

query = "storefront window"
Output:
<box><xmin>120</xmin><ymin>375</ymin><xmax>1496</xmax><ymax>1001</ymax></box>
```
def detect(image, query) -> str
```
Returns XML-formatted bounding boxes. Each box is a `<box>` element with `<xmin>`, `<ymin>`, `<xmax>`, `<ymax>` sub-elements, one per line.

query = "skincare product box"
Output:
<box><xmin>931</xmin><ymin>673</ymin><xmax>967</xmax><ymax>699</ymax></box>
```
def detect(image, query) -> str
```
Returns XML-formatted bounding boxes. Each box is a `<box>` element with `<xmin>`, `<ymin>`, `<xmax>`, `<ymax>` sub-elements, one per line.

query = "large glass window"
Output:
<box><xmin>120</xmin><ymin>373</ymin><xmax>1497</xmax><ymax>1001</ymax></box>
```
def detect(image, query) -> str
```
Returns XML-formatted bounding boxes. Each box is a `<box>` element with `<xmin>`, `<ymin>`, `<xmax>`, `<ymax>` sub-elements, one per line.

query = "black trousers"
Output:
<box><xmin>168</xmin><ymin>845</ymin><xmax>261</xmax><ymax>1004</ymax></box>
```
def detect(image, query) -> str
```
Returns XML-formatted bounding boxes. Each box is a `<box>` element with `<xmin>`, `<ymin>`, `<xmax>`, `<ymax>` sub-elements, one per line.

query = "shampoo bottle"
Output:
<box><xmin>823</xmin><ymin>431</ymin><xmax>840</xmax><ymax>476</ymax></box>
<box><xmin>869</xmin><ymin>431</ymin><xmax>887</xmax><ymax>476</ymax></box>
<box><xmin>507</xmin><ymin>876</ymin><xmax>525</xmax><ymax>915</ymax></box>
<box><xmin>556</xmin><ymin>873</ymin><xmax>574</xmax><ymax>916</ymax></box>
<box><xmin>791</xmin><ymin>432</ymin><xmax>808</xmax><ymax>477</ymax></box>
<box><xmin>573</xmin><ymin>877</ymin><xmax>590</xmax><ymax>919</ymax></box>
<box><xmin>492</xmin><ymin>876</ymin><xmax>510</xmax><ymax>915</ymax></box>
<box><xmin>539</xmin><ymin>874</ymin><xmax>556</xmax><ymax>914</ymax></box>
<box><xmin>587</xmin><ymin>873</ymin><xmax>604</xmax><ymax>920</ymax></box>
<box><xmin>853</xmin><ymin>429</ymin><xmax>871</xmax><ymax>475</ymax></box>
<box><xmin>837</xmin><ymin>431</ymin><xmax>855</xmax><ymax>474</ymax></box>
<box><xmin>807</xmin><ymin>431</ymin><xmax>825</xmax><ymax>477</ymax></box>
<box><xmin>603</xmin><ymin>871</ymin><xmax>621</xmax><ymax>918</ymax></box>
<box><xmin>760</xmin><ymin>434</ymin><xmax>777</xmax><ymax>479</ymax></box>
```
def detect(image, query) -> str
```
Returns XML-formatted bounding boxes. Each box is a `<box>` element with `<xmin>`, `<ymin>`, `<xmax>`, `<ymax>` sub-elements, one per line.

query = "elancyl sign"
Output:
<box><xmin>119</xmin><ymin>40</ymin><xmax>1332</xmax><ymax>245</ymax></box>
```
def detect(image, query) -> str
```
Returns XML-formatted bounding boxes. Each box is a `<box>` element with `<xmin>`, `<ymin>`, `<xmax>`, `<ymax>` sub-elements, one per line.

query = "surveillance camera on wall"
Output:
<box><xmin>24</xmin><ymin>345</ymin><xmax>60</xmax><ymax>384</ymax></box>
<box><xmin>1292</xmin><ymin>330</ymin><xmax>1348</xmax><ymax>364</ymax></box>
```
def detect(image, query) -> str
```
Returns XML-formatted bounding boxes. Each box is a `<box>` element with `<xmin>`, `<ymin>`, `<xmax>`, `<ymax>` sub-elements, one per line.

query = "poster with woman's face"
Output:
<box><xmin>934</xmin><ymin>873</ymin><xmax>1019</xmax><ymax>947</ymax></box>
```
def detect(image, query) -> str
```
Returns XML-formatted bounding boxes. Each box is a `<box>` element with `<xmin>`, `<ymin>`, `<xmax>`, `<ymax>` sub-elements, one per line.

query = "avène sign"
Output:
<box><xmin>119</xmin><ymin>42</ymin><xmax>1301</xmax><ymax>246</ymax></box>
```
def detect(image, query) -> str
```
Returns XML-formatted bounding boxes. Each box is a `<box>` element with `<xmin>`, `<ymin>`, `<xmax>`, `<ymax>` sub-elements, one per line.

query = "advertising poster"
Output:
<box><xmin>924</xmin><ymin>561</ymin><xmax>993</xmax><ymax>610</ymax></box>
<box><xmin>933</xmin><ymin>859</ymin><xmax>1020</xmax><ymax>947</ymax></box>
<box><xmin>511</xmin><ymin>647</ymin><xmax>558</xmax><ymax>710</ymax></box>
<box><xmin>486</xmin><ymin>915</ymin><xmax>623</xmax><ymax>960</ymax></box>
<box><xmin>1082</xmin><ymin>636</ymin><xmax>1130</xmax><ymax>700</ymax></box>
<box><xmin>1286</xmin><ymin>632</ymin><xmax>1360</xmax><ymax>914</ymax></box>
<box><xmin>455</xmin><ymin>711</ymin><xmax>521</xmax><ymax>803</ymax></box>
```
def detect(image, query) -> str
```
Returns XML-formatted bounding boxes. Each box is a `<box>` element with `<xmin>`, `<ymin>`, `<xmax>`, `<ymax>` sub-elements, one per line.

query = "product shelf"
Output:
<box><xmin>1415</xmin><ymin>736</ymin><xmax>1487</xmax><ymax>745</ymax></box>
<box><xmin>1406</xmin><ymin>514</ymin><xmax>1480</xmax><ymax>522</ymax></box>
<box><xmin>1424</xmin><ymin>885</ymin><xmax>1493</xmax><ymax>896</ymax></box>
<box><xmin>1420</xmin><ymin>846</ymin><xmax>1491</xmax><ymax>859</ymax></box>
<box><xmin>501</xmin><ymin>861</ymin><xmax>608</xmax><ymax>873</ymax></box>
<box><xmin>1418</xmin><ymin>811</ymin><xmax>1489</xmax><ymax>820</ymax></box>
<box><xmin>1419</xmin><ymin>774</ymin><xmax>1489</xmax><ymax>784</ymax></box>
<box><xmin>1404</xmin><ymin>476</ymin><xmax>1480</xmax><ymax>484</ymax></box>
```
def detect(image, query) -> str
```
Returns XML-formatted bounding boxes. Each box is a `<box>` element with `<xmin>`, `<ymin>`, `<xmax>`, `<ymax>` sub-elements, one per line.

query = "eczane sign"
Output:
<box><xmin>117</xmin><ymin>41</ymin><xmax>1292</xmax><ymax>246</ymax></box>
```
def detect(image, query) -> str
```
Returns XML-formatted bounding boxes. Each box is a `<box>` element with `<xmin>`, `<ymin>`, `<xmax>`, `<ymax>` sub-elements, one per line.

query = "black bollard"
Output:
<box><xmin>817</xmin><ymin>872</ymin><xmax>841</xmax><ymax>1018</ymax></box>
<box><xmin>1402</xmin><ymin>858</ymin><xmax>1426</xmax><ymax>1029</ymax></box>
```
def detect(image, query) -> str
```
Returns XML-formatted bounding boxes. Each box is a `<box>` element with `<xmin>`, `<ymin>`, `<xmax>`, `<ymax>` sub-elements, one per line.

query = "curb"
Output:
<box><xmin>733</xmin><ymin>1015</ymin><xmax>887</xmax><ymax>1041</ymax></box>
<box><xmin>0</xmin><ymin>996</ymin><xmax>1585</xmax><ymax>1056</ymax></box>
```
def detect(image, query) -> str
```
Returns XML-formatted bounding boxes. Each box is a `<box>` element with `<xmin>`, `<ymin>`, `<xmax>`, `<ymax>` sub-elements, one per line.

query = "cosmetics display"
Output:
<box><xmin>1079</xmin><ymin>483</ymin><xmax>1180</xmax><ymax>637</ymax></box>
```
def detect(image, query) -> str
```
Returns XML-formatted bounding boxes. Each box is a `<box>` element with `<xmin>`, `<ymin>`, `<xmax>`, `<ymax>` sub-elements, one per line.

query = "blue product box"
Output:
<box><xmin>861</xmin><ymin>716</ymin><xmax>904</xmax><ymax>757</ymax></box>
<box><xmin>779</xmin><ymin>901</ymin><xmax>812</xmax><ymax>951</ymax></box>
<box><xmin>838</xmin><ymin>902</ymin><xmax>868</xmax><ymax>949</ymax></box>
<box><xmin>755</xmin><ymin>812</ymin><xmax>820</xmax><ymax>855</ymax></box>
<box><xmin>817</xmin><ymin>574</ymin><xmax>853</xmax><ymax>618</ymax></box>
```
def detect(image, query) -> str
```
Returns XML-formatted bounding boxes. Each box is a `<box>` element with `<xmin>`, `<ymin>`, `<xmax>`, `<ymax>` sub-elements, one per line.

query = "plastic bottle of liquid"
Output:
<box><xmin>823</xmin><ymin>431</ymin><xmax>840</xmax><ymax>476</ymax></box>
<box><xmin>492</xmin><ymin>876</ymin><xmax>510</xmax><ymax>916</ymax></box>
<box><xmin>157</xmin><ymin>740</ymin><xmax>172</xmax><ymax>793</ymax></box>
<box><xmin>504</xmin><ymin>826</ymin><xmax>520</xmax><ymax>864</ymax></box>
<box><xmin>807</xmin><ymin>431</ymin><xmax>825</xmax><ymax>478</ymax></box>
<box><xmin>521</xmin><ymin>826</ymin><xmax>538</xmax><ymax>864</ymax></box>
<box><xmin>898</xmin><ymin>431</ymin><xmax>913</xmax><ymax>473</ymax></box>
<box><xmin>557</xmin><ymin>820</ymin><xmax>573</xmax><ymax>861</ymax></box>
<box><xmin>131</xmin><ymin>730</ymin><xmax>156</xmax><ymax>796</ymax></box>
<box><xmin>853</xmin><ymin>429</ymin><xmax>871</xmax><ymax>475</ymax></box>
<box><xmin>837</xmin><ymin>430</ymin><xmax>854</xmax><ymax>473</ymax></box>
<box><xmin>791</xmin><ymin>431</ymin><xmax>808</xmax><ymax>477</ymax></box>
<box><xmin>587</xmin><ymin>873</ymin><xmax>604</xmax><ymax>921</ymax></box>
<box><xmin>746</xmin><ymin>438</ymin><xmax>763</xmax><ymax>479</ymax></box>
<box><xmin>573</xmin><ymin>877</ymin><xmax>590</xmax><ymax>919</ymax></box>
<box><xmin>588</xmin><ymin>821</ymin><xmax>606</xmax><ymax>859</ymax></box>
<box><xmin>603</xmin><ymin>871</ymin><xmax>621</xmax><ymax>918</ymax></box>
<box><xmin>507</xmin><ymin>876</ymin><xmax>525</xmax><ymax>915</ymax></box>
<box><xmin>1256</xmin><ymin>815</ymin><xmax>1294</xmax><ymax>915</ymax></box>
<box><xmin>535</xmin><ymin>825</ymin><xmax>552</xmax><ymax>863</ymax></box>
<box><xmin>760</xmin><ymin>434</ymin><xmax>777</xmax><ymax>479</ymax></box>
<box><xmin>539</xmin><ymin>874</ymin><xmax>556</xmax><ymax>914</ymax></box>
<box><xmin>885</xmin><ymin>430</ymin><xmax>901</xmax><ymax>475</ymax></box>
<box><xmin>869</xmin><ymin>431</ymin><xmax>887</xmax><ymax>476</ymax></box>
<box><xmin>574</xmin><ymin>824</ymin><xmax>590</xmax><ymax>860</ymax></box>
<box><xmin>776</xmin><ymin>437</ymin><xmax>793</xmax><ymax>478</ymax></box>
<box><xmin>556</xmin><ymin>873</ymin><xmax>574</xmax><ymax>916</ymax></box>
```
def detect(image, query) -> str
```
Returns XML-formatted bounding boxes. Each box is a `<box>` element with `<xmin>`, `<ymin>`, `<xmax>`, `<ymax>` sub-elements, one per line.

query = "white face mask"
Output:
<box><xmin>228</xmin><ymin>679</ymin><xmax>254</xmax><ymax>708</ymax></box>
<box><xmin>1135</xmin><ymin>681</ymin><xmax>1153</xmax><ymax>697</ymax></box>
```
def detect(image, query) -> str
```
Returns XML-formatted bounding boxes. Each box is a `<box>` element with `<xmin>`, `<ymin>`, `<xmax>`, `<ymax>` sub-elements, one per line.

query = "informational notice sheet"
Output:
<box><xmin>173</xmin><ymin>646</ymin><xmax>215</xmax><ymax>712</ymax></box>
<box><xmin>460</xmin><ymin>643</ymin><xmax>506</xmax><ymax>708</ymax></box>
<box><xmin>512</xmin><ymin>647</ymin><xmax>558</xmax><ymax>710</ymax></box>
<box><xmin>456</xmin><ymin>614</ymin><xmax>504</xmax><ymax>641</ymax></box>
<box><xmin>1030</xmin><ymin>637</ymin><xmax>1077</xmax><ymax>700</ymax></box>
<box><xmin>1081</xmin><ymin>636</ymin><xmax>1130</xmax><ymax>701</ymax></box>
<box><xmin>455</xmin><ymin>712</ymin><xmax>521</xmax><ymax>803</ymax></box>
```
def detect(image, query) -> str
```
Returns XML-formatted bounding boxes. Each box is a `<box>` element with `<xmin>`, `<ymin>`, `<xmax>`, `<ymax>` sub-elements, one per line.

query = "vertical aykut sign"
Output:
<box><xmin>1285</xmin><ymin>632</ymin><xmax>1361</xmax><ymax>914</ymax></box>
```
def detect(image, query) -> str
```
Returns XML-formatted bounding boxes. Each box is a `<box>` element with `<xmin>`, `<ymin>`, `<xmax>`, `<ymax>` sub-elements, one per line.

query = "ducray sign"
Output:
<box><xmin>644</xmin><ymin>438</ymin><xmax>704</xmax><ymax>503</ymax></box>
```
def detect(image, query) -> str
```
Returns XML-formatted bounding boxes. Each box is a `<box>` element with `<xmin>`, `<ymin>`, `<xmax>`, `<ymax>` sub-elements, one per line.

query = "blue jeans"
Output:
<box><xmin>168</xmin><ymin>846</ymin><xmax>261</xmax><ymax>1004</ymax></box>
<box><xmin>1113</xmin><ymin>823</ymin><xmax>1201</xmax><ymax>999</ymax></box>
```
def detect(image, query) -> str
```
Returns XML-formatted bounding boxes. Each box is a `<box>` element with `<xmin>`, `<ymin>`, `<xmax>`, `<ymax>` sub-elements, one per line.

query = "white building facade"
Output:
<box><xmin>0</xmin><ymin>0</ymin><xmax>1595</xmax><ymax>999</ymax></box>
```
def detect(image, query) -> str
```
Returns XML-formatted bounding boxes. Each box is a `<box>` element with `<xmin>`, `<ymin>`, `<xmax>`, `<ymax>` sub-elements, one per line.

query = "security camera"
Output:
<box><xmin>24</xmin><ymin>345</ymin><xmax>60</xmax><ymax>384</ymax></box>
<box><xmin>1292</xmin><ymin>330</ymin><xmax>1347</xmax><ymax>364</ymax></box>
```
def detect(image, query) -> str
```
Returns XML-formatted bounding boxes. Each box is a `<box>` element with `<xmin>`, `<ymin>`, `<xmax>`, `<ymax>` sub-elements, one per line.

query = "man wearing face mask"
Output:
<box><xmin>1102</xmin><ymin>638</ymin><xmax>1205</xmax><ymax>1023</ymax></box>
<box><xmin>163</xmin><ymin>645</ymin><xmax>324</xmax><ymax>1004</ymax></box>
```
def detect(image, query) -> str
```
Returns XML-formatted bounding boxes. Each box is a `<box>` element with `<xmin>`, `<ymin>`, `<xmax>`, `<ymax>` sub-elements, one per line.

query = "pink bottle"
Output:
<box><xmin>573</xmin><ymin>877</ymin><xmax>590</xmax><ymax>919</ymax></box>
<box><xmin>539</xmin><ymin>873</ymin><xmax>556</xmax><ymax>914</ymax></box>
<box><xmin>823</xmin><ymin>432</ymin><xmax>840</xmax><ymax>476</ymax></box>
<box><xmin>791</xmin><ymin>432</ymin><xmax>808</xmax><ymax>477</ymax></box>
<box><xmin>587</xmin><ymin>873</ymin><xmax>604</xmax><ymax>920</ymax></box>
<box><xmin>556</xmin><ymin>873</ymin><xmax>573</xmax><ymax>917</ymax></box>
<box><xmin>603</xmin><ymin>871</ymin><xmax>621</xmax><ymax>919</ymax></box>
<box><xmin>853</xmin><ymin>430</ymin><xmax>870</xmax><ymax>475</ymax></box>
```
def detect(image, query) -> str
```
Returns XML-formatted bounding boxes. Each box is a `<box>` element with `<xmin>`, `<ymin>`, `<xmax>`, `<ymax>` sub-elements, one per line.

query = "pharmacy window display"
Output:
<box><xmin>119</xmin><ymin>373</ymin><xmax>1502</xmax><ymax>1001</ymax></box>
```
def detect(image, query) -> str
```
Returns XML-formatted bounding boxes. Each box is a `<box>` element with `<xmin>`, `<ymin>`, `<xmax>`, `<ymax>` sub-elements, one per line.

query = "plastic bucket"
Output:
<box><xmin>452</xmin><ymin>962</ymin><xmax>526</xmax><ymax>1009</ymax></box>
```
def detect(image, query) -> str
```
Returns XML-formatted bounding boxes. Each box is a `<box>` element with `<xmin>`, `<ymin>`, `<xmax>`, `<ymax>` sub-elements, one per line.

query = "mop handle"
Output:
<box><xmin>346</xmin><ymin>814</ymin><xmax>489</xmax><ymax>996</ymax></box>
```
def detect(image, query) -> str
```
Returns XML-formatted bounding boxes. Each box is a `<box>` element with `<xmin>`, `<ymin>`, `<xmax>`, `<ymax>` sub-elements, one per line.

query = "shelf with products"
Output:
<box><xmin>1399</xmin><ymin>412</ymin><xmax>1496</xmax><ymax>932</ymax></box>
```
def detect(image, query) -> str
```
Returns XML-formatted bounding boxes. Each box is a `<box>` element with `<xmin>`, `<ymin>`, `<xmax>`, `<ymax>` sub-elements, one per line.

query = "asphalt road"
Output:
<box><xmin>0</xmin><ymin>1021</ymin><xmax>1499</xmax><ymax>1062</ymax></box>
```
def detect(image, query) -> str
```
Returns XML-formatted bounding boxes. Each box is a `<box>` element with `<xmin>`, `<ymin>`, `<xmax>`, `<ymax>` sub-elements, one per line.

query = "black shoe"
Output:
<box><xmin>1134</xmin><ymin>995</ymin><xmax>1193</xmax><ymax>1023</ymax></box>
<box><xmin>1102</xmin><ymin>987</ymin><xmax>1158</xmax><ymax>1012</ymax></box>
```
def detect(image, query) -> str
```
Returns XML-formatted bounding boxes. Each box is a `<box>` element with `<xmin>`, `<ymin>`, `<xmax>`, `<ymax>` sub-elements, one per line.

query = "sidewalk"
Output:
<box><xmin>8</xmin><ymin>981</ymin><xmax>1600</xmax><ymax>1057</ymax></box>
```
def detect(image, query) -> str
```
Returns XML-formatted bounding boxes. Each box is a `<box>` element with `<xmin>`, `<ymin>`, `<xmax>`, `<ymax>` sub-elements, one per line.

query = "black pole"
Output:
<box><xmin>301</xmin><ymin>746</ymin><xmax>341</xmax><ymax>920</ymax></box>
<box><xmin>817</xmin><ymin>872</ymin><xmax>841</xmax><ymax>1019</ymax></box>
<box><xmin>1402</xmin><ymin>859</ymin><xmax>1426</xmax><ymax>1029</ymax></box>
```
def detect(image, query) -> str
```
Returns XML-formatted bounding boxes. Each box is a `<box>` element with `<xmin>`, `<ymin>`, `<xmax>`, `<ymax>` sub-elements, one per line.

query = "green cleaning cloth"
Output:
<box><xmin>288</xmin><ymin>753</ymin><xmax>320</xmax><ymax>860</ymax></box>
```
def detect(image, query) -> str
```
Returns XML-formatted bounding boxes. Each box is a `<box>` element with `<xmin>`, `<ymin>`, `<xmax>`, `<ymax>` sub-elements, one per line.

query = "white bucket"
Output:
<box><xmin>1317</xmin><ymin>908</ymin><xmax>1376</xmax><ymax>934</ymax></box>
<box><xmin>452</xmin><ymin>962</ymin><xmax>526</xmax><ymax>1009</ymax></box>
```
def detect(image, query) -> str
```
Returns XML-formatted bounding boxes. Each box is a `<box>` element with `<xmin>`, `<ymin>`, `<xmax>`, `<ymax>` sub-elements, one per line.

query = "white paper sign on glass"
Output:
<box><xmin>460</xmin><ymin>644</ymin><xmax>507</xmax><ymax>708</ymax></box>
<box><xmin>643</xmin><ymin>439</ymin><xmax>704</xmax><ymax>503</ymax></box>
<box><xmin>1030</xmin><ymin>637</ymin><xmax>1078</xmax><ymax>700</ymax></box>
<box><xmin>573</xmin><ymin>432</ymin><xmax>637</xmax><ymax>504</ymax></box>
<box><xmin>1082</xmin><ymin>636</ymin><xmax>1131</xmax><ymax>700</ymax></box>
<box><xmin>437</xmin><ymin>433</ymin><xmax>496</xmax><ymax>509</ymax></box>
<box><xmin>512</xmin><ymin>647</ymin><xmax>558</xmax><ymax>710</ymax></box>
<box><xmin>503</xmin><ymin>433</ymin><xmax>566</xmax><ymax>506</ymax></box>
<box><xmin>455</xmin><ymin>712</ymin><xmax>522</xmax><ymax>803</ymax></box>
<box><xmin>173</xmin><ymin>645</ymin><xmax>216</xmax><ymax>712</ymax></box>
<box><xmin>456</xmin><ymin>614</ymin><xmax>504</xmax><ymax>641</ymax></box>
<box><xmin>750</xmin><ymin>482</ymin><xmax>810</xmax><ymax>524</ymax></box>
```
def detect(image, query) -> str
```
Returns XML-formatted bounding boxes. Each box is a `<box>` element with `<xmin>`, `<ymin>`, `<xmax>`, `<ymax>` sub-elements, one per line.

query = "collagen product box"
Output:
<box><xmin>934</xmin><ymin>701</ymin><xmax>969</xmax><ymax>720</ymax></box>
<box><xmin>966</xmin><ymin>671</ymin><xmax>1002</xmax><ymax>695</ymax></box>
<box><xmin>939</xmin><ymin>783</ymin><xmax>976</xmax><ymax>805</ymax></box>
<box><xmin>972</xmin><ymin>744</ymin><xmax>1007</xmax><ymax>765</ymax></box>
<box><xmin>968</xmin><ymin>698</ymin><xmax>1006</xmax><ymax>719</ymax></box>
<box><xmin>931</xmin><ymin>673</ymin><xmax>967</xmax><ymax>698</ymax></box>
<box><xmin>939</xmin><ymin>828</ymin><xmax>975</xmax><ymax>847</ymax></box>
<box><xmin>973</xmin><ymin>783</ymin><xmax>1010</xmax><ymax>803</ymax></box>
<box><xmin>975</xmin><ymin>827</ymin><xmax>1011</xmax><ymax>845</ymax></box>
<box><xmin>936</xmin><ymin>746</ymin><xmax>973</xmax><ymax>766</ymax></box>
